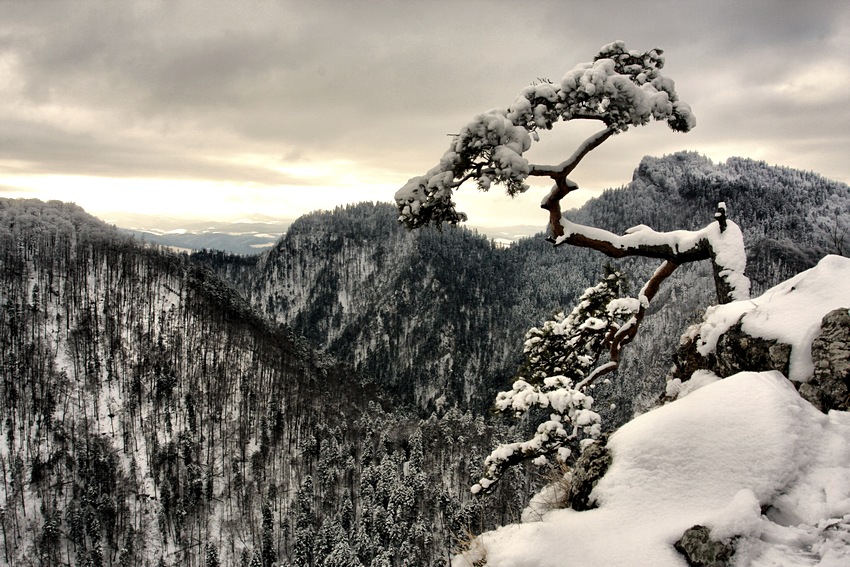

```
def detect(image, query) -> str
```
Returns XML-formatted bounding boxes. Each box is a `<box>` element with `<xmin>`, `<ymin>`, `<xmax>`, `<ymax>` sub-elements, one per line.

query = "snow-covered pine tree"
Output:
<box><xmin>395</xmin><ymin>41</ymin><xmax>695</xmax><ymax>236</ymax></box>
<box><xmin>292</xmin><ymin>476</ymin><xmax>316</xmax><ymax>567</ymax></box>
<box><xmin>261</xmin><ymin>502</ymin><xmax>277</xmax><ymax>567</ymax></box>
<box><xmin>206</xmin><ymin>542</ymin><xmax>221</xmax><ymax>567</ymax></box>
<box><xmin>472</xmin><ymin>271</ymin><xmax>637</xmax><ymax>493</ymax></box>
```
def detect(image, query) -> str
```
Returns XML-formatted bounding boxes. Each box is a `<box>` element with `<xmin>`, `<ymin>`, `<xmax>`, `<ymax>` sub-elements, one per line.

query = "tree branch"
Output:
<box><xmin>551</xmin><ymin>219</ymin><xmax>714</xmax><ymax>264</ymax></box>
<box><xmin>530</xmin><ymin>127</ymin><xmax>616</xmax><ymax>179</ymax></box>
<box><xmin>609</xmin><ymin>259</ymin><xmax>678</xmax><ymax>358</ymax></box>
<box><xmin>530</xmin><ymin>126</ymin><xmax>617</xmax><ymax>237</ymax></box>
<box><xmin>576</xmin><ymin>260</ymin><xmax>679</xmax><ymax>389</ymax></box>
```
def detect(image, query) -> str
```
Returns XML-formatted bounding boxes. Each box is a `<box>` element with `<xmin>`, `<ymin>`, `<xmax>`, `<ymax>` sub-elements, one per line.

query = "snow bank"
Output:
<box><xmin>691</xmin><ymin>255</ymin><xmax>850</xmax><ymax>382</ymax></box>
<box><xmin>454</xmin><ymin>372</ymin><xmax>850</xmax><ymax>566</ymax></box>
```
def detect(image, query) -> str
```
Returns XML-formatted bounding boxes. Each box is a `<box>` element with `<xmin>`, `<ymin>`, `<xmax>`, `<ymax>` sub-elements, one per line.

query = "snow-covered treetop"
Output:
<box><xmin>509</xmin><ymin>41</ymin><xmax>695</xmax><ymax>134</ymax></box>
<box><xmin>395</xmin><ymin>41</ymin><xmax>696</xmax><ymax>229</ymax></box>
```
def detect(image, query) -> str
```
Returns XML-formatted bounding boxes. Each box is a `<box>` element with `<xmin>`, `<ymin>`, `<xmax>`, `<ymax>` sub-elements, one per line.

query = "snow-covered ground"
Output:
<box><xmin>455</xmin><ymin>372</ymin><xmax>850</xmax><ymax>566</ymax></box>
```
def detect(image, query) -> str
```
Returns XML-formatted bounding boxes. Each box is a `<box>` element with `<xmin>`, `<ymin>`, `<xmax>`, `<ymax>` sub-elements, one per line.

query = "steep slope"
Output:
<box><xmin>0</xmin><ymin>199</ymin><xmax>351</xmax><ymax>565</ymax></box>
<box><xmin>0</xmin><ymin>199</ymin><xmax>531</xmax><ymax>566</ymax></box>
<box><xmin>456</xmin><ymin>257</ymin><xmax>850</xmax><ymax>567</ymax></box>
<box><xmin>241</xmin><ymin>203</ymin><xmax>563</xmax><ymax>412</ymax></box>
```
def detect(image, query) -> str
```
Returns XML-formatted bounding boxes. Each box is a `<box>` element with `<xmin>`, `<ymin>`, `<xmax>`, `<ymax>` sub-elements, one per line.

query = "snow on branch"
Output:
<box><xmin>395</xmin><ymin>41</ymin><xmax>695</xmax><ymax>229</ymax></box>
<box><xmin>553</xmin><ymin>211</ymin><xmax>750</xmax><ymax>304</ymax></box>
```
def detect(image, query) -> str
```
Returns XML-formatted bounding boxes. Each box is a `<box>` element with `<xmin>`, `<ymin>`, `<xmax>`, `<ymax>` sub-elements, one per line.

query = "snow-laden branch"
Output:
<box><xmin>395</xmin><ymin>41</ymin><xmax>695</xmax><ymax>229</ymax></box>
<box><xmin>555</xmin><ymin>219</ymin><xmax>703</xmax><ymax>258</ymax></box>
<box><xmin>553</xmin><ymin>205</ymin><xmax>750</xmax><ymax>303</ymax></box>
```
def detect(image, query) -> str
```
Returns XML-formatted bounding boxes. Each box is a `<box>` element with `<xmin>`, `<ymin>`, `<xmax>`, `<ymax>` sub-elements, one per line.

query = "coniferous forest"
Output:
<box><xmin>0</xmin><ymin>200</ymin><xmax>530</xmax><ymax>566</ymax></box>
<box><xmin>1</xmin><ymin>153</ymin><xmax>849</xmax><ymax>565</ymax></box>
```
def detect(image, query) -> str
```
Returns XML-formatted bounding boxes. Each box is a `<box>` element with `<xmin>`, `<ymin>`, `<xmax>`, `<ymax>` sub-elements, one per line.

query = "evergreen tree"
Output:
<box><xmin>206</xmin><ymin>542</ymin><xmax>221</xmax><ymax>567</ymax></box>
<box><xmin>293</xmin><ymin>476</ymin><xmax>316</xmax><ymax>567</ymax></box>
<box><xmin>472</xmin><ymin>272</ymin><xmax>634</xmax><ymax>492</ymax></box>
<box><xmin>262</xmin><ymin>502</ymin><xmax>278</xmax><ymax>567</ymax></box>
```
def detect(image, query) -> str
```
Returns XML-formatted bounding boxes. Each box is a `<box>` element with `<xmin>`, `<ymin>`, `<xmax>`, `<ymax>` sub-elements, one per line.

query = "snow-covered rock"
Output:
<box><xmin>453</xmin><ymin>371</ymin><xmax>850</xmax><ymax>566</ymax></box>
<box><xmin>671</xmin><ymin>255</ymin><xmax>850</xmax><ymax>401</ymax></box>
<box><xmin>799</xmin><ymin>308</ymin><xmax>850</xmax><ymax>412</ymax></box>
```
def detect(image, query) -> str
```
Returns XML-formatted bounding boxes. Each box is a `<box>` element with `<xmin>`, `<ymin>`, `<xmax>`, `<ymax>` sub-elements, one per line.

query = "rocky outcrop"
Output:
<box><xmin>799</xmin><ymin>308</ymin><xmax>850</xmax><ymax>412</ymax></box>
<box><xmin>674</xmin><ymin>525</ymin><xmax>736</xmax><ymax>567</ymax></box>
<box><xmin>669</xmin><ymin>307</ymin><xmax>850</xmax><ymax>412</ymax></box>
<box><xmin>713</xmin><ymin>324</ymin><xmax>791</xmax><ymax>378</ymax></box>
<box><xmin>669</xmin><ymin>321</ymin><xmax>792</xmax><ymax>385</ymax></box>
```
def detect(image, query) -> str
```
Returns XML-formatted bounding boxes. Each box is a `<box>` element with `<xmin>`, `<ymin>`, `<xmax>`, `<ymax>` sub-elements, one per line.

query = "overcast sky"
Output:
<box><xmin>1</xmin><ymin>0</ymin><xmax>848</xmax><ymax>227</ymax></box>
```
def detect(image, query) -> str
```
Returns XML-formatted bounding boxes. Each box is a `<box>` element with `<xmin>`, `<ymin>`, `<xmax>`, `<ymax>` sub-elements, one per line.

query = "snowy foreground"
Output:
<box><xmin>455</xmin><ymin>372</ymin><xmax>850</xmax><ymax>566</ymax></box>
<box><xmin>456</xmin><ymin>257</ymin><xmax>850</xmax><ymax>566</ymax></box>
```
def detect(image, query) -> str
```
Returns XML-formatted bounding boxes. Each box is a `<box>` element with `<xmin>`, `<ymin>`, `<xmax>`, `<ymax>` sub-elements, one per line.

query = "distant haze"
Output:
<box><xmin>103</xmin><ymin>210</ymin><xmax>543</xmax><ymax>255</ymax></box>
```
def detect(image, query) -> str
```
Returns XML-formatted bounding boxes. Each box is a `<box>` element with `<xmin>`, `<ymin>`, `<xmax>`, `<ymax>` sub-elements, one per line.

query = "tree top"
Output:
<box><xmin>395</xmin><ymin>41</ymin><xmax>696</xmax><ymax>229</ymax></box>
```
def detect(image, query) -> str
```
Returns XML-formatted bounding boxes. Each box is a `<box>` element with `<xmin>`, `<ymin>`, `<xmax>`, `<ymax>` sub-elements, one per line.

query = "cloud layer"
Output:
<box><xmin>1</xmin><ymin>0</ymin><xmax>847</xmax><ymax>223</ymax></box>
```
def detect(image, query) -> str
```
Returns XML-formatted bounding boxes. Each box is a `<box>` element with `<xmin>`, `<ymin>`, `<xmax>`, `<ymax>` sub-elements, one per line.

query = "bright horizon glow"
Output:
<box><xmin>1</xmin><ymin>134</ymin><xmax>838</xmax><ymax>228</ymax></box>
<box><xmin>0</xmin><ymin>169</ymin><xmax>611</xmax><ymax>228</ymax></box>
<box><xmin>0</xmin><ymin>173</ymin><xmax>404</xmax><ymax>222</ymax></box>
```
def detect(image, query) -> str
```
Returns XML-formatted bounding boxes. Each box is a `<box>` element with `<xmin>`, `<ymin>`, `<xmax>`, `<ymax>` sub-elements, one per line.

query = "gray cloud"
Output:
<box><xmin>1</xmin><ymin>0</ymin><xmax>848</xmax><ymax>213</ymax></box>
<box><xmin>0</xmin><ymin>184</ymin><xmax>29</xmax><ymax>194</ymax></box>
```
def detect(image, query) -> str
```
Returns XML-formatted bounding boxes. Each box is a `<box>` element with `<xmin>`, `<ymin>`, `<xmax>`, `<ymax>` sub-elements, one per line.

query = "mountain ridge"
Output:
<box><xmin>203</xmin><ymin>151</ymin><xmax>849</xmax><ymax>417</ymax></box>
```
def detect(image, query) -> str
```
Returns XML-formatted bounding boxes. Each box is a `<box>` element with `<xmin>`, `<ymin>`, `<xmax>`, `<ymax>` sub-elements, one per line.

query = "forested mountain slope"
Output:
<box><xmin>0</xmin><ymin>199</ymin><xmax>529</xmax><ymax>566</ymax></box>
<box><xmin>575</xmin><ymin>152</ymin><xmax>848</xmax><ymax>291</ymax></box>
<box><xmin>237</xmin><ymin>206</ymin><xmax>552</xmax><ymax>412</ymax></box>
<box><xmin>3</xmin><ymin>152</ymin><xmax>845</xmax><ymax>565</ymax></box>
<box><xmin>209</xmin><ymin>152</ymin><xmax>849</xmax><ymax>420</ymax></box>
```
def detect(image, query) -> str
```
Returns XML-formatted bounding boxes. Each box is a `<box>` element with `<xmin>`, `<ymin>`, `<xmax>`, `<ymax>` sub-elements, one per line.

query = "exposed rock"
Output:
<box><xmin>669</xmin><ymin>320</ymin><xmax>791</xmax><ymax>385</ymax></box>
<box><xmin>713</xmin><ymin>323</ymin><xmax>791</xmax><ymax>378</ymax></box>
<box><xmin>799</xmin><ymin>308</ymin><xmax>850</xmax><ymax>412</ymax></box>
<box><xmin>674</xmin><ymin>525</ymin><xmax>735</xmax><ymax>567</ymax></box>
<box><xmin>670</xmin><ymin>308</ymin><xmax>850</xmax><ymax>413</ymax></box>
<box><xmin>669</xmin><ymin>329</ymin><xmax>716</xmax><ymax>386</ymax></box>
<box><xmin>566</xmin><ymin>437</ymin><xmax>611</xmax><ymax>511</ymax></box>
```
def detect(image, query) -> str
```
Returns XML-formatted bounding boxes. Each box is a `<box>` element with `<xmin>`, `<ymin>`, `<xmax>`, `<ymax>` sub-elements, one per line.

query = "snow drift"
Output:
<box><xmin>454</xmin><ymin>371</ymin><xmax>850</xmax><ymax>566</ymax></box>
